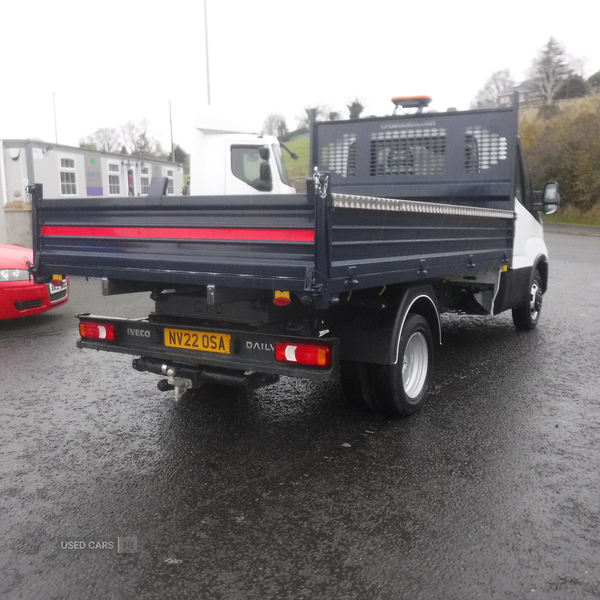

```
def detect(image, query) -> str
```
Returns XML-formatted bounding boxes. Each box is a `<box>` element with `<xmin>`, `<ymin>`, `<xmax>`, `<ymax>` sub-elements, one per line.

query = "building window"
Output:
<box><xmin>109</xmin><ymin>175</ymin><xmax>120</xmax><ymax>194</ymax></box>
<box><xmin>108</xmin><ymin>164</ymin><xmax>120</xmax><ymax>194</ymax></box>
<box><xmin>60</xmin><ymin>172</ymin><xmax>77</xmax><ymax>195</ymax></box>
<box><xmin>166</xmin><ymin>169</ymin><xmax>174</xmax><ymax>194</ymax></box>
<box><xmin>141</xmin><ymin>166</ymin><xmax>149</xmax><ymax>175</ymax></box>
<box><xmin>60</xmin><ymin>157</ymin><xmax>77</xmax><ymax>195</ymax></box>
<box><xmin>141</xmin><ymin>177</ymin><xmax>150</xmax><ymax>195</ymax></box>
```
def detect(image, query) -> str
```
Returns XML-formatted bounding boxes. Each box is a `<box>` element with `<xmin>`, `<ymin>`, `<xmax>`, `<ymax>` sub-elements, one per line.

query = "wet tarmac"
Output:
<box><xmin>1</xmin><ymin>231</ymin><xmax>599</xmax><ymax>599</ymax></box>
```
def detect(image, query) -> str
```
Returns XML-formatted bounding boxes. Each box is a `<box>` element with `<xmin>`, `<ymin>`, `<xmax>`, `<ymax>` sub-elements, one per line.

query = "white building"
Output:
<box><xmin>0</xmin><ymin>140</ymin><xmax>185</xmax><ymax>247</ymax></box>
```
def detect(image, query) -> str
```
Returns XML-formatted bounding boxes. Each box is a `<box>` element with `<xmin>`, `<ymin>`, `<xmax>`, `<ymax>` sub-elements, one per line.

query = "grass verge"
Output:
<box><xmin>543</xmin><ymin>205</ymin><xmax>600</xmax><ymax>227</ymax></box>
<box><xmin>283</xmin><ymin>137</ymin><xmax>310</xmax><ymax>184</ymax></box>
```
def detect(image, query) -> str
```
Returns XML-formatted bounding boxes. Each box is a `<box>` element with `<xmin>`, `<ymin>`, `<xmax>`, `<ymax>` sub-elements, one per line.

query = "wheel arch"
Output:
<box><xmin>392</xmin><ymin>290</ymin><xmax>441</xmax><ymax>365</ymax></box>
<box><xmin>337</xmin><ymin>284</ymin><xmax>440</xmax><ymax>366</ymax></box>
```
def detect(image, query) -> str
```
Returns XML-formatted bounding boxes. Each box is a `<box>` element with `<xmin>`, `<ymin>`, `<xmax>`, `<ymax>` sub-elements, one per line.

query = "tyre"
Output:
<box><xmin>340</xmin><ymin>361</ymin><xmax>378</xmax><ymax>412</ymax></box>
<box><xmin>512</xmin><ymin>269</ymin><xmax>543</xmax><ymax>331</ymax></box>
<box><xmin>371</xmin><ymin>314</ymin><xmax>434</xmax><ymax>417</ymax></box>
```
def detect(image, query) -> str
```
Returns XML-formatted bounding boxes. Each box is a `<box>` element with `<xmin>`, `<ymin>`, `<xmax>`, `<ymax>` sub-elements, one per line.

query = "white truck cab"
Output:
<box><xmin>190</xmin><ymin>110</ymin><xmax>296</xmax><ymax>196</ymax></box>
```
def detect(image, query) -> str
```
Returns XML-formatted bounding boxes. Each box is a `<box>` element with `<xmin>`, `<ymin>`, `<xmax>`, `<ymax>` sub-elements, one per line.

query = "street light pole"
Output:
<box><xmin>204</xmin><ymin>0</ymin><xmax>211</xmax><ymax>105</ymax></box>
<box><xmin>53</xmin><ymin>93</ymin><xmax>58</xmax><ymax>143</ymax></box>
<box><xmin>169</xmin><ymin>100</ymin><xmax>175</xmax><ymax>162</ymax></box>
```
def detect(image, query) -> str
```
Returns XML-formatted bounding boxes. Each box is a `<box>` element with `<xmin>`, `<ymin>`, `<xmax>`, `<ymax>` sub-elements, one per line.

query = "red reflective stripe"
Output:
<box><xmin>41</xmin><ymin>226</ymin><xmax>314</xmax><ymax>242</ymax></box>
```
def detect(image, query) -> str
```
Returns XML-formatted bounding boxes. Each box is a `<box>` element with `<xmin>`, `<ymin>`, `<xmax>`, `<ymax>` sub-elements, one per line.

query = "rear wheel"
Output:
<box><xmin>512</xmin><ymin>269</ymin><xmax>543</xmax><ymax>331</ymax></box>
<box><xmin>340</xmin><ymin>314</ymin><xmax>433</xmax><ymax>417</ymax></box>
<box><xmin>372</xmin><ymin>314</ymin><xmax>433</xmax><ymax>417</ymax></box>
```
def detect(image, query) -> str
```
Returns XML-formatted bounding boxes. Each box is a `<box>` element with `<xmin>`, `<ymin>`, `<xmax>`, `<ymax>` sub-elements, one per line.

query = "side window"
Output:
<box><xmin>516</xmin><ymin>144</ymin><xmax>534</xmax><ymax>211</ymax></box>
<box><xmin>522</xmin><ymin>155</ymin><xmax>534</xmax><ymax>210</ymax></box>
<box><xmin>231</xmin><ymin>146</ymin><xmax>266</xmax><ymax>191</ymax></box>
<box><xmin>271</xmin><ymin>143</ymin><xmax>291</xmax><ymax>187</ymax></box>
<box><xmin>514</xmin><ymin>155</ymin><xmax>523</xmax><ymax>203</ymax></box>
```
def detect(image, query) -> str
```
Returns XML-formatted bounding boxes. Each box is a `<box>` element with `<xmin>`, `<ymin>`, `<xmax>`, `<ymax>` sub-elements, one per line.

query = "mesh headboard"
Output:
<box><xmin>311</xmin><ymin>104</ymin><xmax>519</xmax><ymax>209</ymax></box>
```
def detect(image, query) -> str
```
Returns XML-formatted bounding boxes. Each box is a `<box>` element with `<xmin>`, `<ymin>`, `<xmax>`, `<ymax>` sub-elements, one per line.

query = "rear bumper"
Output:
<box><xmin>76</xmin><ymin>314</ymin><xmax>339</xmax><ymax>382</ymax></box>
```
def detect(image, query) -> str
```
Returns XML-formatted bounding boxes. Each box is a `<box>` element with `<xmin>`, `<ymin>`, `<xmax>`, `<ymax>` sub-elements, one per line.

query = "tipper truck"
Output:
<box><xmin>29</xmin><ymin>96</ymin><xmax>560</xmax><ymax>417</ymax></box>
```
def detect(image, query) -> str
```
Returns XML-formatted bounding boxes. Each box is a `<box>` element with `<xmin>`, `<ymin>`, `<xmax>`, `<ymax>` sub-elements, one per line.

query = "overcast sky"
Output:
<box><xmin>2</xmin><ymin>0</ymin><xmax>599</xmax><ymax>152</ymax></box>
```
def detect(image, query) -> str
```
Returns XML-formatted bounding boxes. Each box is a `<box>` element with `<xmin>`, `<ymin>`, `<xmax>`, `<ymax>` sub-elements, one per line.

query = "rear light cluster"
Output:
<box><xmin>275</xmin><ymin>342</ymin><xmax>331</xmax><ymax>367</ymax></box>
<box><xmin>79</xmin><ymin>322</ymin><xmax>116</xmax><ymax>341</ymax></box>
<box><xmin>273</xmin><ymin>291</ymin><xmax>292</xmax><ymax>306</ymax></box>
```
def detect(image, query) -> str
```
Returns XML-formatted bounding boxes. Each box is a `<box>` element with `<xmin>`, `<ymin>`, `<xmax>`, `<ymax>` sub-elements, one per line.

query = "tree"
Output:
<box><xmin>528</xmin><ymin>37</ymin><xmax>572</xmax><ymax>105</ymax></box>
<box><xmin>471</xmin><ymin>69</ymin><xmax>515</xmax><ymax>108</ymax></box>
<box><xmin>296</xmin><ymin>105</ymin><xmax>326</xmax><ymax>129</ymax></box>
<box><xmin>262</xmin><ymin>112</ymin><xmax>287</xmax><ymax>137</ymax></box>
<box><xmin>588</xmin><ymin>70</ymin><xmax>600</xmax><ymax>91</ymax></box>
<box><xmin>346</xmin><ymin>98</ymin><xmax>364</xmax><ymax>119</ymax></box>
<box><xmin>153</xmin><ymin>140</ymin><xmax>169</xmax><ymax>160</ymax></box>
<box><xmin>79</xmin><ymin>127</ymin><xmax>120</xmax><ymax>152</ymax></box>
<box><xmin>93</xmin><ymin>127</ymin><xmax>120</xmax><ymax>152</ymax></box>
<box><xmin>172</xmin><ymin>144</ymin><xmax>190</xmax><ymax>173</ymax></box>
<box><xmin>79</xmin><ymin>138</ymin><xmax>98</xmax><ymax>151</ymax></box>
<box><xmin>277</xmin><ymin>119</ymin><xmax>288</xmax><ymax>139</ymax></box>
<box><xmin>327</xmin><ymin>111</ymin><xmax>341</xmax><ymax>121</ymax></box>
<box><xmin>521</xmin><ymin>97</ymin><xmax>600</xmax><ymax>211</ymax></box>
<box><xmin>120</xmin><ymin>119</ymin><xmax>162</xmax><ymax>157</ymax></box>
<box><xmin>555</xmin><ymin>75</ymin><xmax>589</xmax><ymax>100</ymax></box>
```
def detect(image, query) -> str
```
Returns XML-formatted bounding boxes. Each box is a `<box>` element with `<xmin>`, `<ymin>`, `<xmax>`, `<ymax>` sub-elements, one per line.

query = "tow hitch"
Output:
<box><xmin>132</xmin><ymin>357</ymin><xmax>279</xmax><ymax>400</ymax></box>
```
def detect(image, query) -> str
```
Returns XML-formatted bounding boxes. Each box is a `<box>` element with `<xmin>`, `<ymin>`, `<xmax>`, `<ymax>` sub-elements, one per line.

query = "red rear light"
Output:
<box><xmin>79</xmin><ymin>322</ymin><xmax>116</xmax><ymax>341</ymax></box>
<box><xmin>275</xmin><ymin>342</ymin><xmax>331</xmax><ymax>367</ymax></box>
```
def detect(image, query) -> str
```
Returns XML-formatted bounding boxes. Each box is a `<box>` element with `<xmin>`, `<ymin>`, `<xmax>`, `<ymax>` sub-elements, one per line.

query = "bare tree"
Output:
<box><xmin>79</xmin><ymin>127</ymin><xmax>120</xmax><ymax>152</ymax></box>
<box><xmin>120</xmin><ymin>120</ymin><xmax>145</xmax><ymax>154</ymax></box>
<box><xmin>296</xmin><ymin>106</ymin><xmax>326</xmax><ymax>129</ymax></box>
<box><xmin>471</xmin><ymin>69</ymin><xmax>515</xmax><ymax>108</ymax></box>
<box><xmin>94</xmin><ymin>127</ymin><xmax>120</xmax><ymax>152</ymax></box>
<box><xmin>276</xmin><ymin>119</ymin><xmax>288</xmax><ymax>139</ymax></box>
<box><xmin>529</xmin><ymin>37</ymin><xmax>572</xmax><ymax>105</ymax></box>
<box><xmin>262</xmin><ymin>112</ymin><xmax>288</xmax><ymax>138</ymax></box>
<box><xmin>120</xmin><ymin>119</ymin><xmax>161</xmax><ymax>156</ymax></box>
<box><xmin>346</xmin><ymin>98</ymin><xmax>364</xmax><ymax>119</ymax></box>
<box><xmin>319</xmin><ymin>104</ymin><xmax>342</xmax><ymax>121</ymax></box>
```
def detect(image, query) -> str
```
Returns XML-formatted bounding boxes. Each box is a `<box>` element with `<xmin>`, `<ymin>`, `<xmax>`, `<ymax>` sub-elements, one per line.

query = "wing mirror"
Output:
<box><xmin>259</xmin><ymin>146</ymin><xmax>270</xmax><ymax>161</ymax></box>
<box><xmin>542</xmin><ymin>181</ymin><xmax>560</xmax><ymax>215</ymax></box>
<box><xmin>259</xmin><ymin>162</ymin><xmax>273</xmax><ymax>191</ymax></box>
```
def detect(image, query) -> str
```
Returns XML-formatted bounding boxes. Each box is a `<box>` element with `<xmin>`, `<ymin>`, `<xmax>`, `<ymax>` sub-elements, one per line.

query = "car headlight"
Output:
<box><xmin>0</xmin><ymin>269</ymin><xmax>30</xmax><ymax>282</ymax></box>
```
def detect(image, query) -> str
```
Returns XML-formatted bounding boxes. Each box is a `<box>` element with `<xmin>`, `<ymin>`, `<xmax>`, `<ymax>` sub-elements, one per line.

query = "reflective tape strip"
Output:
<box><xmin>41</xmin><ymin>226</ymin><xmax>315</xmax><ymax>242</ymax></box>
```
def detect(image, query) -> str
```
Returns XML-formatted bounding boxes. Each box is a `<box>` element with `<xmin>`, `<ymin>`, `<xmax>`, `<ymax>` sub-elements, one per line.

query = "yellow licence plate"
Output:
<box><xmin>164</xmin><ymin>328</ymin><xmax>231</xmax><ymax>354</ymax></box>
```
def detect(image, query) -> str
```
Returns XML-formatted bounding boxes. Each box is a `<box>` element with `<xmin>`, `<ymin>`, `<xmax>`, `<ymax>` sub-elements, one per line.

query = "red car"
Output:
<box><xmin>0</xmin><ymin>243</ymin><xmax>69</xmax><ymax>320</ymax></box>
